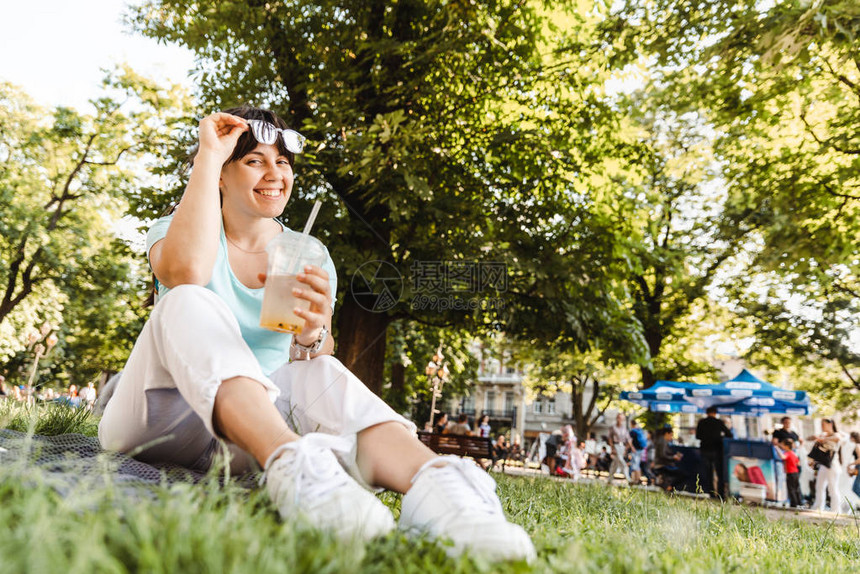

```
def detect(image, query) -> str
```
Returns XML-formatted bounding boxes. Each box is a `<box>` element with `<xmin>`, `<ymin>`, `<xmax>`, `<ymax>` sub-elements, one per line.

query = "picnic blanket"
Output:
<box><xmin>0</xmin><ymin>429</ymin><xmax>254</xmax><ymax>496</ymax></box>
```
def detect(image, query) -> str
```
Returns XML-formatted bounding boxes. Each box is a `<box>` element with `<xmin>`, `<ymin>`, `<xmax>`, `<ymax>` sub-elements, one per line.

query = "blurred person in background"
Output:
<box><xmin>807</xmin><ymin>418</ymin><xmax>847</xmax><ymax>513</ymax></box>
<box><xmin>608</xmin><ymin>413</ymin><xmax>632</xmax><ymax>482</ymax></box>
<box><xmin>447</xmin><ymin>413</ymin><xmax>472</xmax><ymax>436</ymax></box>
<box><xmin>629</xmin><ymin>419</ymin><xmax>648</xmax><ymax>485</ymax></box>
<box><xmin>848</xmin><ymin>432</ymin><xmax>860</xmax><ymax>501</ymax></box>
<box><xmin>696</xmin><ymin>406</ymin><xmax>732</xmax><ymax>498</ymax></box>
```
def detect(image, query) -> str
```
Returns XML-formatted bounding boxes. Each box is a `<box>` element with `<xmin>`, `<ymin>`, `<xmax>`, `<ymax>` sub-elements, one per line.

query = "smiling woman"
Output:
<box><xmin>95</xmin><ymin>104</ymin><xmax>536</xmax><ymax>562</ymax></box>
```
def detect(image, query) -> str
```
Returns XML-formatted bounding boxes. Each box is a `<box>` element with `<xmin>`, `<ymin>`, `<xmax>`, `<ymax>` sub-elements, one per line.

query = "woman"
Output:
<box><xmin>98</xmin><ymin>107</ymin><xmax>534</xmax><ymax>562</ymax></box>
<box><xmin>571</xmin><ymin>440</ymin><xmax>586</xmax><ymax>481</ymax></box>
<box><xmin>491</xmin><ymin>435</ymin><xmax>509</xmax><ymax>471</ymax></box>
<box><xmin>807</xmin><ymin>418</ymin><xmax>847</xmax><ymax>513</ymax></box>
<box><xmin>477</xmin><ymin>414</ymin><xmax>491</xmax><ymax>438</ymax></box>
<box><xmin>558</xmin><ymin>425</ymin><xmax>576</xmax><ymax>477</ymax></box>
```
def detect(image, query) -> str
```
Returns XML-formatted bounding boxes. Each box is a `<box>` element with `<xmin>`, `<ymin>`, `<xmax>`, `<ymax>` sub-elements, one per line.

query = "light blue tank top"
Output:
<box><xmin>146</xmin><ymin>214</ymin><xmax>337</xmax><ymax>375</ymax></box>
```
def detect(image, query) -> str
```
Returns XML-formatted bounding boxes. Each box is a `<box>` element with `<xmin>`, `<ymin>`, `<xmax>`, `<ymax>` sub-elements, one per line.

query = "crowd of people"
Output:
<box><xmin>424</xmin><ymin>412</ymin><xmax>524</xmax><ymax>472</ymax></box>
<box><xmin>0</xmin><ymin>375</ymin><xmax>98</xmax><ymax>409</ymax></box>
<box><xmin>537</xmin><ymin>414</ymin><xmax>666</xmax><ymax>485</ymax></box>
<box><xmin>532</xmin><ymin>410</ymin><xmax>860</xmax><ymax>512</ymax></box>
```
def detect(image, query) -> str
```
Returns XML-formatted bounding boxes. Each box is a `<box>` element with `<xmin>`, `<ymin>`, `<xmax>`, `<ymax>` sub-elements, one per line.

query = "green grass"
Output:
<box><xmin>0</xmin><ymin>400</ymin><xmax>99</xmax><ymax>437</ymax></box>
<box><xmin>1</xmin><ymin>403</ymin><xmax>859</xmax><ymax>573</ymax></box>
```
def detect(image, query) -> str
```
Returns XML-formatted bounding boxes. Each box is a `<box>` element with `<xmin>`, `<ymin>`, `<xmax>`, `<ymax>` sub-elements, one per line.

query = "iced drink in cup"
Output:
<box><xmin>259</xmin><ymin>232</ymin><xmax>327</xmax><ymax>334</ymax></box>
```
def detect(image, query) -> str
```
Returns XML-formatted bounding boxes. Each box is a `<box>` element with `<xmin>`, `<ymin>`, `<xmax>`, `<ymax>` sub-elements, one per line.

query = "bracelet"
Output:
<box><xmin>290</xmin><ymin>326</ymin><xmax>328</xmax><ymax>361</ymax></box>
<box><xmin>290</xmin><ymin>342</ymin><xmax>313</xmax><ymax>361</ymax></box>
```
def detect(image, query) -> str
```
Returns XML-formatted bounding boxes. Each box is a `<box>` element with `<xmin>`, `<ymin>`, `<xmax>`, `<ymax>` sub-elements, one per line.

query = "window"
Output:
<box><xmin>546</xmin><ymin>399</ymin><xmax>556</xmax><ymax>415</ymax></box>
<box><xmin>462</xmin><ymin>395</ymin><xmax>475</xmax><ymax>412</ymax></box>
<box><xmin>504</xmin><ymin>392</ymin><xmax>514</xmax><ymax>412</ymax></box>
<box><xmin>485</xmin><ymin>391</ymin><xmax>496</xmax><ymax>411</ymax></box>
<box><xmin>533</xmin><ymin>401</ymin><xmax>543</xmax><ymax>414</ymax></box>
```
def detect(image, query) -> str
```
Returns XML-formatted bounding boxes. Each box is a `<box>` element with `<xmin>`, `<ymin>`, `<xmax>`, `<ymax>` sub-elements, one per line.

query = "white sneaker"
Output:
<box><xmin>262</xmin><ymin>433</ymin><xmax>395</xmax><ymax>541</ymax></box>
<box><xmin>399</xmin><ymin>456</ymin><xmax>536</xmax><ymax>562</ymax></box>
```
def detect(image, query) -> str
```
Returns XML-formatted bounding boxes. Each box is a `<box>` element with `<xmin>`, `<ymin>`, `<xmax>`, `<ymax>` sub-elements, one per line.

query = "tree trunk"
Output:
<box><xmin>334</xmin><ymin>295</ymin><xmax>392</xmax><ymax>396</ymax></box>
<box><xmin>569</xmin><ymin>373</ymin><xmax>614</xmax><ymax>440</ymax></box>
<box><xmin>387</xmin><ymin>360</ymin><xmax>407</xmax><ymax>411</ymax></box>
<box><xmin>571</xmin><ymin>375</ymin><xmax>602</xmax><ymax>439</ymax></box>
<box><xmin>571</xmin><ymin>378</ymin><xmax>586</xmax><ymax>438</ymax></box>
<box><xmin>640</xmin><ymin>366</ymin><xmax>656</xmax><ymax>390</ymax></box>
<box><xmin>639</xmin><ymin>306</ymin><xmax>664</xmax><ymax>389</ymax></box>
<box><xmin>390</xmin><ymin>361</ymin><xmax>405</xmax><ymax>394</ymax></box>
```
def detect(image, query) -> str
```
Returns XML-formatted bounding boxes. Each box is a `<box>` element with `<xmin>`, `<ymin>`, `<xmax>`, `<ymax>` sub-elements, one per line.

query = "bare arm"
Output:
<box><xmin>808</xmin><ymin>432</ymin><xmax>843</xmax><ymax>445</ymax></box>
<box><xmin>150</xmin><ymin>113</ymin><xmax>248</xmax><ymax>287</ymax></box>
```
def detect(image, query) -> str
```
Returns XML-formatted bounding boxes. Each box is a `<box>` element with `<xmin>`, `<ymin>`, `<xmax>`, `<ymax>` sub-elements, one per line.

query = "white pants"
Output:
<box><xmin>812</xmin><ymin>464</ymin><xmax>843</xmax><ymax>512</ymax></box>
<box><xmin>98</xmin><ymin>285</ymin><xmax>414</xmax><ymax>484</ymax></box>
<box><xmin>609</xmin><ymin>444</ymin><xmax>629</xmax><ymax>480</ymax></box>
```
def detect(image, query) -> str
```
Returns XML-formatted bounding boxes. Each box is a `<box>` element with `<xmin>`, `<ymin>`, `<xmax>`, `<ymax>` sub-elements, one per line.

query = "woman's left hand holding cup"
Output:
<box><xmin>291</xmin><ymin>265</ymin><xmax>332</xmax><ymax>346</ymax></box>
<box><xmin>257</xmin><ymin>265</ymin><xmax>332</xmax><ymax>347</ymax></box>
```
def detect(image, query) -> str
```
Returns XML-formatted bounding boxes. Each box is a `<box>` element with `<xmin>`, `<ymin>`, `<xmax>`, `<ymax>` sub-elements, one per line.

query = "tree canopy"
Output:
<box><xmin>602</xmin><ymin>0</ymin><xmax>859</xmax><ymax>406</ymax></box>
<box><xmin>0</xmin><ymin>71</ymin><xmax>191</xmax><ymax>386</ymax></box>
<box><xmin>127</xmin><ymin>0</ymin><xmax>652</xmax><ymax>394</ymax></box>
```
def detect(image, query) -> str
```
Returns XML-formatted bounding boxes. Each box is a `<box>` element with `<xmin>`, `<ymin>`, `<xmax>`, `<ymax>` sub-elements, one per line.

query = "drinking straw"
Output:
<box><xmin>286</xmin><ymin>200</ymin><xmax>322</xmax><ymax>273</ymax></box>
<box><xmin>302</xmin><ymin>200</ymin><xmax>322</xmax><ymax>235</ymax></box>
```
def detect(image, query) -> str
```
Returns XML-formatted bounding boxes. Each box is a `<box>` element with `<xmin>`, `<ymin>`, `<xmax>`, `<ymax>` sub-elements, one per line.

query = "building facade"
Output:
<box><xmin>445</xmin><ymin>342</ymin><xmax>583</xmax><ymax>442</ymax></box>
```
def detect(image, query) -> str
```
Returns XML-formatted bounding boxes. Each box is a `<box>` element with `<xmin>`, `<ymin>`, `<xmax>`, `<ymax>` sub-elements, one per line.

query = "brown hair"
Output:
<box><xmin>186</xmin><ymin>105</ymin><xmax>296</xmax><ymax>169</ymax></box>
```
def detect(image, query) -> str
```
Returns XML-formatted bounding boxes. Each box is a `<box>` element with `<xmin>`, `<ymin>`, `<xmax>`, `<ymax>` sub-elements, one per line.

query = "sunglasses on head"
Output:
<box><xmin>246</xmin><ymin>119</ymin><xmax>306</xmax><ymax>154</ymax></box>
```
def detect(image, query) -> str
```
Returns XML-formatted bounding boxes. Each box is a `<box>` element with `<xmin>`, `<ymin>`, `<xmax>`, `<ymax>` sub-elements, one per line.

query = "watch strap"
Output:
<box><xmin>291</xmin><ymin>326</ymin><xmax>328</xmax><ymax>360</ymax></box>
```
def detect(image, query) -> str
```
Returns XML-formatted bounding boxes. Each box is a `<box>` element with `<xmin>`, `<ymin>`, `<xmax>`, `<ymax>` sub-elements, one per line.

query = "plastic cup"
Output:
<box><xmin>259</xmin><ymin>233</ymin><xmax>327</xmax><ymax>334</ymax></box>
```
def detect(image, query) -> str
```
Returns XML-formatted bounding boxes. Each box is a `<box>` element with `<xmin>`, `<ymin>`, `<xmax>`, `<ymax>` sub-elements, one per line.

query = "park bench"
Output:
<box><xmin>417</xmin><ymin>431</ymin><xmax>494</xmax><ymax>463</ymax></box>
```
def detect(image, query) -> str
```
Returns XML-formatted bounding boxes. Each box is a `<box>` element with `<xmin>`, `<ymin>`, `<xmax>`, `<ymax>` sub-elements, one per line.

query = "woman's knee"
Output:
<box><xmin>155</xmin><ymin>285</ymin><xmax>220</xmax><ymax>318</ymax></box>
<box><xmin>151</xmin><ymin>285</ymin><xmax>239</xmax><ymax>339</ymax></box>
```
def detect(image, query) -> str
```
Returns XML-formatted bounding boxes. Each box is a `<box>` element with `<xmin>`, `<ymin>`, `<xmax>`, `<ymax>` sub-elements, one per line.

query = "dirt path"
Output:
<box><xmin>757</xmin><ymin>506</ymin><xmax>860</xmax><ymax>528</ymax></box>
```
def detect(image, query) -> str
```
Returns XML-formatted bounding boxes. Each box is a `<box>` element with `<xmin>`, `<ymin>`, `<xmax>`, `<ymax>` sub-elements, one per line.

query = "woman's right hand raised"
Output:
<box><xmin>196</xmin><ymin>113</ymin><xmax>249</xmax><ymax>164</ymax></box>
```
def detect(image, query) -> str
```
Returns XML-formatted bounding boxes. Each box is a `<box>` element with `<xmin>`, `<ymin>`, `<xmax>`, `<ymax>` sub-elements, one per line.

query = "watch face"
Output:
<box><xmin>313</xmin><ymin>327</ymin><xmax>328</xmax><ymax>350</ymax></box>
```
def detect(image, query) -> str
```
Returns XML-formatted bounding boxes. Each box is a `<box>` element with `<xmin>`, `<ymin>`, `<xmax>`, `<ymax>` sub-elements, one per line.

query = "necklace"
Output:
<box><xmin>225</xmin><ymin>234</ymin><xmax>267</xmax><ymax>254</ymax></box>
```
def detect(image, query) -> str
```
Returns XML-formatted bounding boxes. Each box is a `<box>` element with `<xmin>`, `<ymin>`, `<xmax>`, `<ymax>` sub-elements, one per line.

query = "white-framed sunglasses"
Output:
<box><xmin>246</xmin><ymin>119</ymin><xmax>306</xmax><ymax>154</ymax></box>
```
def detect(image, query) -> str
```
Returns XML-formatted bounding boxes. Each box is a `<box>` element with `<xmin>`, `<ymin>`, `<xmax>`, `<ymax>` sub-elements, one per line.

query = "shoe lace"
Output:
<box><xmin>418</xmin><ymin>456</ymin><xmax>503</xmax><ymax>515</ymax></box>
<box><xmin>261</xmin><ymin>433</ymin><xmax>352</xmax><ymax>506</ymax></box>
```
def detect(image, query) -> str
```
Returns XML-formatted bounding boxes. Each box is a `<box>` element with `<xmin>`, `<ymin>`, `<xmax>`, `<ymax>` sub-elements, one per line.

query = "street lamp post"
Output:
<box><xmin>425</xmin><ymin>345</ymin><xmax>450</xmax><ymax>429</ymax></box>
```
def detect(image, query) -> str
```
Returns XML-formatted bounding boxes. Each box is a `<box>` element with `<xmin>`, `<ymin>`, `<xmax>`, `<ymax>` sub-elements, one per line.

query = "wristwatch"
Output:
<box><xmin>291</xmin><ymin>326</ymin><xmax>328</xmax><ymax>361</ymax></box>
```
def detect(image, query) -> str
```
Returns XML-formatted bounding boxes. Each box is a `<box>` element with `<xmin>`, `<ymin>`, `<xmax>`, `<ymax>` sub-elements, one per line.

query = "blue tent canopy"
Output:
<box><xmin>686</xmin><ymin>369</ymin><xmax>807</xmax><ymax>402</ymax></box>
<box><xmin>619</xmin><ymin>370</ymin><xmax>812</xmax><ymax>416</ymax></box>
<box><xmin>621</xmin><ymin>394</ymin><xmax>812</xmax><ymax>416</ymax></box>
